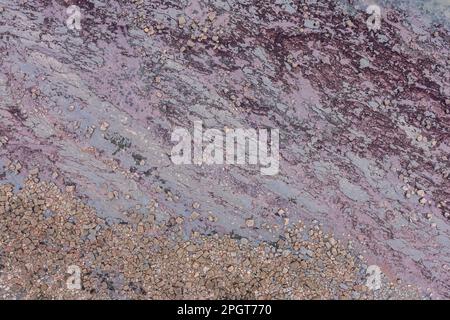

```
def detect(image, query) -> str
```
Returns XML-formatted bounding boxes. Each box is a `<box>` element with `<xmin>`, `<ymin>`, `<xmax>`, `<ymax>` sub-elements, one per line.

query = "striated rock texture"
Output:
<box><xmin>0</xmin><ymin>0</ymin><xmax>449</xmax><ymax>298</ymax></box>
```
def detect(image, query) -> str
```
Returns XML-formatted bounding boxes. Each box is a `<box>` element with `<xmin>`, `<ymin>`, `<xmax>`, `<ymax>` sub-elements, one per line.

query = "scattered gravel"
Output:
<box><xmin>0</xmin><ymin>177</ymin><xmax>423</xmax><ymax>299</ymax></box>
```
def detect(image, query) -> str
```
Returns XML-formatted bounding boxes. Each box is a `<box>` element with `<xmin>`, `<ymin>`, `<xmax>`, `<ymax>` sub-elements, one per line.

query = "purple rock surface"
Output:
<box><xmin>0</xmin><ymin>0</ymin><xmax>449</xmax><ymax>298</ymax></box>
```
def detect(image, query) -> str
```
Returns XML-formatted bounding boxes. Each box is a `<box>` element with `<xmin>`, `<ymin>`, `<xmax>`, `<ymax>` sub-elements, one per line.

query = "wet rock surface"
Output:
<box><xmin>0</xmin><ymin>0</ymin><xmax>449</xmax><ymax>298</ymax></box>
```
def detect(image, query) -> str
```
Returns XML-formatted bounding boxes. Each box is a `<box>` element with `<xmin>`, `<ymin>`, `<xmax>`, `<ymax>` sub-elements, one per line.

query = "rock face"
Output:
<box><xmin>0</xmin><ymin>0</ymin><xmax>449</xmax><ymax>298</ymax></box>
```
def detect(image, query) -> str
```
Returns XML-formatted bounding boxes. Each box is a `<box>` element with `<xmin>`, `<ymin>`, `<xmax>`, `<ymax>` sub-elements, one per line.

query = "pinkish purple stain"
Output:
<box><xmin>0</xmin><ymin>0</ymin><xmax>449</xmax><ymax>298</ymax></box>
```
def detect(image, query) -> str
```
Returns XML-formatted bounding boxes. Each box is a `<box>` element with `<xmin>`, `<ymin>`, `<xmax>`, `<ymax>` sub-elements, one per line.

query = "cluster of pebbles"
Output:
<box><xmin>0</xmin><ymin>176</ymin><xmax>422</xmax><ymax>299</ymax></box>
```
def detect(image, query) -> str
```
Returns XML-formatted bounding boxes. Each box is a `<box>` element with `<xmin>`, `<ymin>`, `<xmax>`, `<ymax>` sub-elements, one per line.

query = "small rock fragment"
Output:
<box><xmin>207</xmin><ymin>12</ymin><xmax>216</xmax><ymax>22</ymax></box>
<box><xmin>190</xmin><ymin>211</ymin><xmax>200</xmax><ymax>220</ymax></box>
<box><xmin>178</xmin><ymin>16</ymin><xmax>186</xmax><ymax>28</ymax></box>
<box><xmin>100</xmin><ymin>121</ymin><xmax>110</xmax><ymax>131</ymax></box>
<box><xmin>245</xmin><ymin>218</ymin><xmax>255</xmax><ymax>228</ymax></box>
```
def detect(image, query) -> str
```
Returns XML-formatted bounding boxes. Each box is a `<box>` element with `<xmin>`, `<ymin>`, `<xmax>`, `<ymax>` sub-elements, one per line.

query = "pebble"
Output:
<box><xmin>328</xmin><ymin>237</ymin><xmax>337</xmax><ymax>246</ymax></box>
<box><xmin>146</xmin><ymin>26</ymin><xmax>155</xmax><ymax>35</ymax></box>
<box><xmin>190</xmin><ymin>211</ymin><xmax>200</xmax><ymax>220</ymax></box>
<box><xmin>417</xmin><ymin>190</ymin><xmax>425</xmax><ymax>197</ymax></box>
<box><xmin>187</xmin><ymin>40</ymin><xmax>195</xmax><ymax>48</ymax></box>
<box><xmin>175</xmin><ymin>216</ymin><xmax>184</xmax><ymax>224</ymax></box>
<box><xmin>178</xmin><ymin>16</ymin><xmax>186</xmax><ymax>28</ymax></box>
<box><xmin>100</xmin><ymin>121</ymin><xmax>110</xmax><ymax>131</ymax></box>
<box><xmin>207</xmin><ymin>12</ymin><xmax>216</xmax><ymax>22</ymax></box>
<box><xmin>186</xmin><ymin>244</ymin><xmax>196</xmax><ymax>252</ymax></box>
